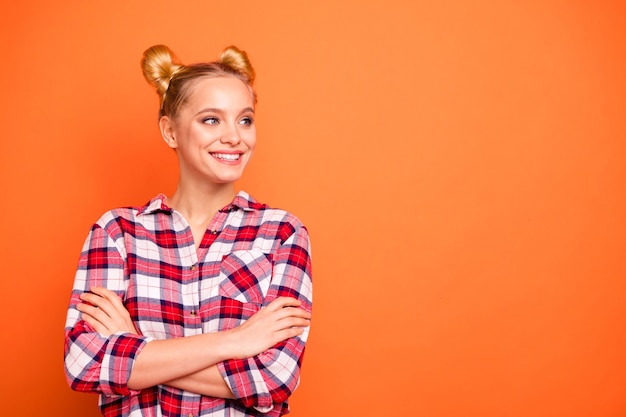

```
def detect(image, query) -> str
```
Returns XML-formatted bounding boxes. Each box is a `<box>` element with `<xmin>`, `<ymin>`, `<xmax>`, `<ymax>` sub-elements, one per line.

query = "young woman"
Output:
<box><xmin>64</xmin><ymin>45</ymin><xmax>313</xmax><ymax>417</ymax></box>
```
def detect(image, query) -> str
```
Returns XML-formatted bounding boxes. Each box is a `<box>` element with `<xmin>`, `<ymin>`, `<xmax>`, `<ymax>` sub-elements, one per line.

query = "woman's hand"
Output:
<box><xmin>77</xmin><ymin>287</ymin><xmax>139</xmax><ymax>337</ymax></box>
<box><xmin>227</xmin><ymin>297</ymin><xmax>311</xmax><ymax>359</ymax></box>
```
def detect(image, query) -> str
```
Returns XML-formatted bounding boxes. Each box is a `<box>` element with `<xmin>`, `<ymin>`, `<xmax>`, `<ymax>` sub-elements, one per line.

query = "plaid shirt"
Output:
<box><xmin>64</xmin><ymin>191</ymin><xmax>312</xmax><ymax>417</ymax></box>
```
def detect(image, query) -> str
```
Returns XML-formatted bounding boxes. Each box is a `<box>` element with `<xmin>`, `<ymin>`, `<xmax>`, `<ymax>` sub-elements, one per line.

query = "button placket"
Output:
<box><xmin>189</xmin><ymin>263</ymin><xmax>199</xmax><ymax>319</ymax></box>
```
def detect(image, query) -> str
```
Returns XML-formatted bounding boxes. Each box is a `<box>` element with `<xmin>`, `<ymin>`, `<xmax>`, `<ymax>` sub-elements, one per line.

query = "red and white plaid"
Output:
<box><xmin>64</xmin><ymin>191</ymin><xmax>313</xmax><ymax>417</ymax></box>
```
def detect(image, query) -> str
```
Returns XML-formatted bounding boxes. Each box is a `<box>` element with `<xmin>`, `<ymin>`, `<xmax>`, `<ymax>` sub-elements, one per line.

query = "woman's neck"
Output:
<box><xmin>167</xmin><ymin>181</ymin><xmax>236</xmax><ymax>224</ymax></box>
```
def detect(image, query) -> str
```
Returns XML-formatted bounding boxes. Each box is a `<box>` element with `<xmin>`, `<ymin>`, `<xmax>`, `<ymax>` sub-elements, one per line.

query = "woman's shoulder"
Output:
<box><xmin>237</xmin><ymin>191</ymin><xmax>305</xmax><ymax>227</ymax></box>
<box><xmin>94</xmin><ymin>194</ymin><xmax>169</xmax><ymax>230</ymax></box>
<box><xmin>259</xmin><ymin>205</ymin><xmax>305</xmax><ymax>231</ymax></box>
<box><xmin>236</xmin><ymin>192</ymin><xmax>309</xmax><ymax>245</ymax></box>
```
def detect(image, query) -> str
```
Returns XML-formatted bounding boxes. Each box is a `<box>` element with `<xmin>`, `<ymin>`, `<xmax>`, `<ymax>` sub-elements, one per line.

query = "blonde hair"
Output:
<box><xmin>140</xmin><ymin>44</ymin><xmax>256</xmax><ymax>119</ymax></box>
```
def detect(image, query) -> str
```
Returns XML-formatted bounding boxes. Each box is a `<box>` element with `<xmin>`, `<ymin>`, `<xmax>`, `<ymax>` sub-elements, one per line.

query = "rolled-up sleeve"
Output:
<box><xmin>218</xmin><ymin>224</ymin><xmax>313</xmax><ymax>410</ymax></box>
<box><xmin>64</xmin><ymin>221</ymin><xmax>149</xmax><ymax>396</ymax></box>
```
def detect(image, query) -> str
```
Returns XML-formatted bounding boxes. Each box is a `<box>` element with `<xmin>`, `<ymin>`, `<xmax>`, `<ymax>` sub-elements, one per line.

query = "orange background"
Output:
<box><xmin>1</xmin><ymin>1</ymin><xmax>625</xmax><ymax>416</ymax></box>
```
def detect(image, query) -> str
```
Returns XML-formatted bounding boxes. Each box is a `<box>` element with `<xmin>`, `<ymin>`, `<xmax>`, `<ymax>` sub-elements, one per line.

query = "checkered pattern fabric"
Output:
<box><xmin>64</xmin><ymin>191</ymin><xmax>313</xmax><ymax>417</ymax></box>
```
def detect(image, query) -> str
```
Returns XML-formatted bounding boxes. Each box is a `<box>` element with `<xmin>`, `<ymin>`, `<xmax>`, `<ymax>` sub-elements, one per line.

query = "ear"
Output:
<box><xmin>159</xmin><ymin>116</ymin><xmax>178</xmax><ymax>149</ymax></box>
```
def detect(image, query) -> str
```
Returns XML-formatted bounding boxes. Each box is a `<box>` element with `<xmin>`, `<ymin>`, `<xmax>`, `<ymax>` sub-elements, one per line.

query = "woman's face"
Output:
<box><xmin>161</xmin><ymin>76</ymin><xmax>256</xmax><ymax>186</ymax></box>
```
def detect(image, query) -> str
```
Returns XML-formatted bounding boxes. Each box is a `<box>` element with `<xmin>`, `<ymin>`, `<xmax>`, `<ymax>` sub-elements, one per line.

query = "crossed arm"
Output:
<box><xmin>77</xmin><ymin>286</ymin><xmax>310</xmax><ymax>397</ymax></box>
<box><xmin>65</xmin><ymin>219</ymin><xmax>313</xmax><ymax>409</ymax></box>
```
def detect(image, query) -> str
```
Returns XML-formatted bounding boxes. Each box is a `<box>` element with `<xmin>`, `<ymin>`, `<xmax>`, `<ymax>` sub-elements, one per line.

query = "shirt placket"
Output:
<box><xmin>180</xmin><ymin>209</ymin><xmax>230</xmax><ymax>336</ymax></box>
<box><xmin>183</xmin><ymin>210</ymin><xmax>231</xmax><ymax>417</ymax></box>
<box><xmin>169</xmin><ymin>212</ymin><xmax>202</xmax><ymax>338</ymax></box>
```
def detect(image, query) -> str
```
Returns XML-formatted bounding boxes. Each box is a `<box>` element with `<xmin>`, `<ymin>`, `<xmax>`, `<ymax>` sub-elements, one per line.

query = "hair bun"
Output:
<box><xmin>141</xmin><ymin>45</ymin><xmax>183</xmax><ymax>97</ymax></box>
<box><xmin>218</xmin><ymin>46</ymin><xmax>256</xmax><ymax>86</ymax></box>
<box><xmin>141</xmin><ymin>44</ymin><xmax>257</xmax><ymax>118</ymax></box>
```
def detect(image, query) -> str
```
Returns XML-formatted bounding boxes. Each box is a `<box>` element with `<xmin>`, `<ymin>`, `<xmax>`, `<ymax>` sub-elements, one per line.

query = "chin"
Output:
<box><xmin>215</xmin><ymin>174</ymin><xmax>244</xmax><ymax>184</ymax></box>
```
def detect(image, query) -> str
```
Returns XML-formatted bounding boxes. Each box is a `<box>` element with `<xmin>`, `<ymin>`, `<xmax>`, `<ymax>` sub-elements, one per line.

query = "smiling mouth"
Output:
<box><xmin>211</xmin><ymin>153</ymin><xmax>241</xmax><ymax>161</ymax></box>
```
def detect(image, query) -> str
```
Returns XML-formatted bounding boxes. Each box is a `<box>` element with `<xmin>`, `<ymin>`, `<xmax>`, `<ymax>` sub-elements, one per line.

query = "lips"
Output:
<box><xmin>211</xmin><ymin>152</ymin><xmax>241</xmax><ymax>161</ymax></box>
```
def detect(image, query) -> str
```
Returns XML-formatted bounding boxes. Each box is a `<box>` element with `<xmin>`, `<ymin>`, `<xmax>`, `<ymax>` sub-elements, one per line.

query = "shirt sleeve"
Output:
<box><xmin>217</xmin><ymin>223</ymin><xmax>313</xmax><ymax>411</ymax></box>
<box><xmin>63</xmin><ymin>221</ymin><xmax>149</xmax><ymax>397</ymax></box>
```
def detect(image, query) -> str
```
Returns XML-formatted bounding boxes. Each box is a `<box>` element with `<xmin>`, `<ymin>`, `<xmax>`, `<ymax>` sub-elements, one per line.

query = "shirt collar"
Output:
<box><xmin>224</xmin><ymin>190</ymin><xmax>266</xmax><ymax>212</ymax></box>
<box><xmin>136</xmin><ymin>191</ymin><xmax>265</xmax><ymax>216</ymax></box>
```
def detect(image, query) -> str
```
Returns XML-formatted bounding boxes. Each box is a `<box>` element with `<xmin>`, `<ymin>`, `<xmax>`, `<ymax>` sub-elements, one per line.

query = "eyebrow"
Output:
<box><xmin>194</xmin><ymin>107</ymin><xmax>255</xmax><ymax>117</ymax></box>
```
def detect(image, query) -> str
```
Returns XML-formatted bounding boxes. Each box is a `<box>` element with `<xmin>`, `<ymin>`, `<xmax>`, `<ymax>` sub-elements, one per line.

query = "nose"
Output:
<box><xmin>220</xmin><ymin>122</ymin><xmax>241</xmax><ymax>145</ymax></box>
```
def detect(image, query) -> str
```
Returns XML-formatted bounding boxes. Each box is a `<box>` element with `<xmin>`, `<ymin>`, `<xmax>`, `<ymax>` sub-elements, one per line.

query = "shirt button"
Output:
<box><xmin>190</xmin><ymin>264</ymin><xmax>196</xmax><ymax>271</ymax></box>
<box><xmin>190</xmin><ymin>310</ymin><xmax>196</xmax><ymax>316</ymax></box>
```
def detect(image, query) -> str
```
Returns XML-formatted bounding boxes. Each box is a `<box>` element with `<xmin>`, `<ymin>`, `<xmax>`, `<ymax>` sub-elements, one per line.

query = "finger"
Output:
<box><xmin>77</xmin><ymin>302</ymin><xmax>114</xmax><ymax>330</ymax></box>
<box><xmin>278</xmin><ymin>316</ymin><xmax>311</xmax><ymax>327</ymax></box>
<box><xmin>77</xmin><ymin>303</ymin><xmax>112</xmax><ymax>335</ymax></box>
<box><xmin>79</xmin><ymin>291</ymin><xmax>99</xmax><ymax>307</ymax></box>
<box><xmin>80</xmin><ymin>293</ymin><xmax>116</xmax><ymax>317</ymax></box>
<box><xmin>80</xmin><ymin>292</ymin><xmax>105</xmax><ymax>308</ymax></box>
<box><xmin>273</xmin><ymin>327</ymin><xmax>306</xmax><ymax>343</ymax></box>
<box><xmin>273</xmin><ymin>306</ymin><xmax>311</xmax><ymax>322</ymax></box>
<box><xmin>90</xmin><ymin>287</ymin><xmax>123</xmax><ymax>306</ymax></box>
<box><xmin>90</xmin><ymin>287</ymin><xmax>130</xmax><ymax>319</ymax></box>
<box><xmin>266</xmin><ymin>297</ymin><xmax>302</xmax><ymax>311</ymax></box>
<box><xmin>81</xmin><ymin>311</ymin><xmax>111</xmax><ymax>336</ymax></box>
<box><xmin>107</xmin><ymin>292</ymin><xmax>127</xmax><ymax>312</ymax></box>
<box><xmin>89</xmin><ymin>286</ymin><xmax>116</xmax><ymax>297</ymax></box>
<box><xmin>276</xmin><ymin>316</ymin><xmax>311</xmax><ymax>331</ymax></box>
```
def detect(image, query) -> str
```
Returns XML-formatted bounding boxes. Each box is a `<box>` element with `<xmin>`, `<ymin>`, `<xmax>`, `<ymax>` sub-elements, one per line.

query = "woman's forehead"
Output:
<box><xmin>184</xmin><ymin>76</ymin><xmax>255</xmax><ymax>110</ymax></box>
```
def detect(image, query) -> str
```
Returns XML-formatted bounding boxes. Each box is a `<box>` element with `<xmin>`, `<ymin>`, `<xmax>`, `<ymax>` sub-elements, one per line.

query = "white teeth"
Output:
<box><xmin>212</xmin><ymin>153</ymin><xmax>240</xmax><ymax>161</ymax></box>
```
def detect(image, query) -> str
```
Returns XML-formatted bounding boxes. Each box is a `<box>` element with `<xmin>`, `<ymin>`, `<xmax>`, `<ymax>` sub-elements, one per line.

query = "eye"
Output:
<box><xmin>239</xmin><ymin>116</ymin><xmax>254</xmax><ymax>126</ymax></box>
<box><xmin>203</xmin><ymin>117</ymin><xmax>219</xmax><ymax>125</ymax></box>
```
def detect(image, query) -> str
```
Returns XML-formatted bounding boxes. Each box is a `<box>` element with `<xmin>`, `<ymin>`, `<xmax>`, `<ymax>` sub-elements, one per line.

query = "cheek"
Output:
<box><xmin>244</xmin><ymin>131</ymin><xmax>257</xmax><ymax>151</ymax></box>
